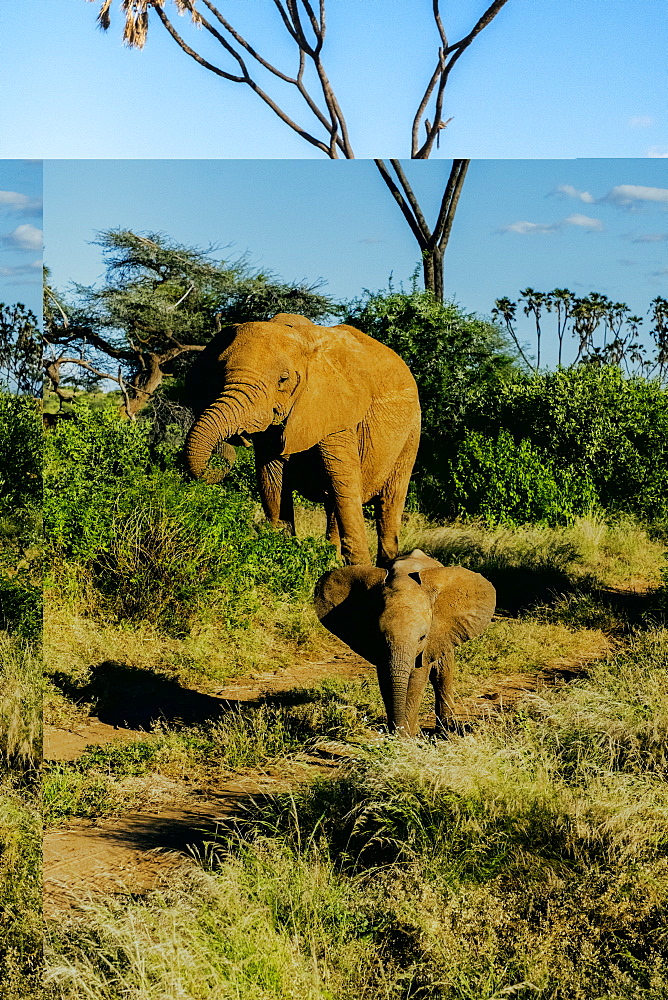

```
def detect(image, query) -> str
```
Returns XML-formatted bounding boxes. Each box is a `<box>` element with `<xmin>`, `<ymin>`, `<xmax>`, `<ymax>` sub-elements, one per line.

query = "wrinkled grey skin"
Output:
<box><xmin>315</xmin><ymin>550</ymin><xmax>496</xmax><ymax>735</ymax></box>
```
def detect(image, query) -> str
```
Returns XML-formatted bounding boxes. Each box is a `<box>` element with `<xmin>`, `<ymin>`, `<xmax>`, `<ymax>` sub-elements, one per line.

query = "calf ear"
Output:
<box><xmin>314</xmin><ymin>566</ymin><xmax>387</xmax><ymax>665</ymax></box>
<box><xmin>421</xmin><ymin>566</ymin><xmax>496</xmax><ymax>665</ymax></box>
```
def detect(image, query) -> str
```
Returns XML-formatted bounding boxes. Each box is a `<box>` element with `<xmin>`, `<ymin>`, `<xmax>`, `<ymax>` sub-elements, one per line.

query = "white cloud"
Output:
<box><xmin>2</xmin><ymin>224</ymin><xmax>43</xmax><ymax>252</ymax></box>
<box><xmin>630</xmin><ymin>232</ymin><xmax>668</xmax><ymax>243</ymax></box>
<box><xmin>498</xmin><ymin>214</ymin><xmax>603</xmax><ymax>235</ymax></box>
<box><xmin>563</xmin><ymin>214</ymin><xmax>604</xmax><ymax>231</ymax></box>
<box><xmin>602</xmin><ymin>185</ymin><xmax>668</xmax><ymax>207</ymax></box>
<box><xmin>647</xmin><ymin>147</ymin><xmax>668</xmax><ymax>158</ymax></box>
<box><xmin>0</xmin><ymin>190</ymin><xmax>42</xmax><ymax>213</ymax></box>
<box><xmin>498</xmin><ymin>220</ymin><xmax>560</xmax><ymax>235</ymax></box>
<box><xmin>628</xmin><ymin>115</ymin><xmax>654</xmax><ymax>128</ymax></box>
<box><xmin>0</xmin><ymin>260</ymin><xmax>41</xmax><ymax>278</ymax></box>
<box><xmin>552</xmin><ymin>184</ymin><xmax>595</xmax><ymax>204</ymax></box>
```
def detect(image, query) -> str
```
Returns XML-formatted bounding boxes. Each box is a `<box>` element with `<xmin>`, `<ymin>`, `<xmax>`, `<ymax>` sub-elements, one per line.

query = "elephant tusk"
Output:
<box><xmin>238</xmin><ymin>434</ymin><xmax>253</xmax><ymax>448</ymax></box>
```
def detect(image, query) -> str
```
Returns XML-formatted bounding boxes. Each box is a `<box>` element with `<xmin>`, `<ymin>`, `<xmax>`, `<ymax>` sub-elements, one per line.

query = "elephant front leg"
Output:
<box><xmin>404</xmin><ymin>659</ymin><xmax>431</xmax><ymax>736</ymax></box>
<box><xmin>431</xmin><ymin>648</ymin><xmax>456</xmax><ymax>728</ymax></box>
<box><xmin>319</xmin><ymin>429</ymin><xmax>371</xmax><ymax>565</ymax></box>
<box><xmin>375</xmin><ymin>426</ymin><xmax>420</xmax><ymax>567</ymax></box>
<box><xmin>257</xmin><ymin>456</ymin><xmax>295</xmax><ymax>534</ymax></box>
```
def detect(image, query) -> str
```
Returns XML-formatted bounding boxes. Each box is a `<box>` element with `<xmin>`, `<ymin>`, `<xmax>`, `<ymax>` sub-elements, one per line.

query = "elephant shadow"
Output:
<box><xmin>486</xmin><ymin>564</ymin><xmax>664</xmax><ymax>627</ymax></box>
<box><xmin>50</xmin><ymin>660</ymin><xmax>232</xmax><ymax>730</ymax></box>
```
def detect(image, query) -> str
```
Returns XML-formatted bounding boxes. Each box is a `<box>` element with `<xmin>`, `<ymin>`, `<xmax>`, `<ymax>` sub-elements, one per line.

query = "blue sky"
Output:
<box><xmin>2</xmin><ymin>0</ymin><xmax>666</xmax><ymax>159</ymax></box>
<box><xmin>0</xmin><ymin>161</ymin><xmax>42</xmax><ymax>317</ymax></box>
<box><xmin>44</xmin><ymin>158</ymin><xmax>667</xmax><ymax>368</ymax></box>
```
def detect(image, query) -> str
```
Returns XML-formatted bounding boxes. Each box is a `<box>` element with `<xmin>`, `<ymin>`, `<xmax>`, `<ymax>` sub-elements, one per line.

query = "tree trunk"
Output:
<box><xmin>422</xmin><ymin>249</ymin><xmax>445</xmax><ymax>302</ymax></box>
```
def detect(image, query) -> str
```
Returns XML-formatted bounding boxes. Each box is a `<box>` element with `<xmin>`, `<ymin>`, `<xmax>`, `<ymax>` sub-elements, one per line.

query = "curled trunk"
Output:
<box><xmin>185</xmin><ymin>387</ymin><xmax>254</xmax><ymax>482</ymax></box>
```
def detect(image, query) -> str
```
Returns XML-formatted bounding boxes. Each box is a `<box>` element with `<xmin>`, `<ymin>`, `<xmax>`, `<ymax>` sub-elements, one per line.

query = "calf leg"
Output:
<box><xmin>431</xmin><ymin>648</ymin><xmax>456</xmax><ymax>727</ymax></box>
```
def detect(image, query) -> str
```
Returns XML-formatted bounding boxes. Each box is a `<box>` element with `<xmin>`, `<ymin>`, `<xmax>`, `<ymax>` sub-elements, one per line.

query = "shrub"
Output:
<box><xmin>45</xmin><ymin>398</ymin><xmax>336</xmax><ymax>629</ymax></box>
<box><xmin>430</xmin><ymin>428</ymin><xmax>598</xmax><ymax>525</ymax></box>
<box><xmin>0</xmin><ymin>394</ymin><xmax>41</xmax><ymax>513</ymax></box>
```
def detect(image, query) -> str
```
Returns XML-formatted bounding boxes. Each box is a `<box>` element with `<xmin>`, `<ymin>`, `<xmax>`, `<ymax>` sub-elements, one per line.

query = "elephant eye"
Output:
<box><xmin>278</xmin><ymin>372</ymin><xmax>290</xmax><ymax>384</ymax></box>
<box><xmin>419</xmin><ymin>634</ymin><xmax>427</xmax><ymax>642</ymax></box>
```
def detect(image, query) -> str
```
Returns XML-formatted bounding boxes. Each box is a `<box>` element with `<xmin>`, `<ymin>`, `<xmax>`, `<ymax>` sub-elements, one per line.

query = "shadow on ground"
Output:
<box><xmin>484</xmin><ymin>563</ymin><xmax>664</xmax><ymax>626</ymax></box>
<box><xmin>49</xmin><ymin>660</ymin><xmax>248</xmax><ymax>729</ymax></box>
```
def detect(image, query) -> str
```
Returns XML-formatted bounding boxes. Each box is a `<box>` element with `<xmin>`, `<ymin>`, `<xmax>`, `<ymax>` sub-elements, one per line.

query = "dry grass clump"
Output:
<box><xmin>0</xmin><ymin>634</ymin><xmax>42</xmax><ymax>770</ymax></box>
<box><xmin>525</xmin><ymin>628</ymin><xmax>668</xmax><ymax>778</ymax></box>
<box><xmin>456</xmin><ymin>616</ymin><xmax>610</xmax><ymax>682</ymax></box>
<box><xmin>403</xmin><ymin>513</ymin><xmax>665</xmax><ymax>592</ymax></box>
<box><xmin>45</xmin><ymin>863</ymin><xmax>328</xmax><ymax>1000</ymax></box>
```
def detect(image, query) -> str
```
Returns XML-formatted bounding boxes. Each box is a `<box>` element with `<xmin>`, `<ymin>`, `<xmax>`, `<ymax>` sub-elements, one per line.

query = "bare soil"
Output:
<box><xmin>44</xmin><ymin>641</ymin><xmax>609</xmax><ymax>915</ymax></box>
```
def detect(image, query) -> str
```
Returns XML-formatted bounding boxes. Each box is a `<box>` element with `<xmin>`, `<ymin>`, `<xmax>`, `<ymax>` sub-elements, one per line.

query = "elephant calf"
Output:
<box><xmin>315</xmin><ymin>549</ymin><xmax>496</xmax><ymax>736</ymax></box>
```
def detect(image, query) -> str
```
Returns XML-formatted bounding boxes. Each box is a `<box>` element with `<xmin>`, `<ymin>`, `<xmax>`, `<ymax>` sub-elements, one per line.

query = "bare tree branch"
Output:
<box><xmin>89</xmin><ymin>0</ymin><xmax>511</xmax><ymax>159</ymax></box>
<box><xmin>374</xmin><ymin>160</ymin><xmax>470</xmax><ymax>301</ymax></box>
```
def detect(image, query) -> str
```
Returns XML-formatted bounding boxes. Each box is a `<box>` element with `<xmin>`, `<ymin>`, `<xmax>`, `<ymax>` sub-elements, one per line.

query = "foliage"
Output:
<box><xmin>472</xmin><ymin>366</ymin><xmax>668</xmax><ymax>522</ymax></box>
<box><xmin>0</xmin><ymin>394</ymin><xmax>41</xmax><ymax>512</ymax></box>
<box><xmin>0</xmin><ymin>303</ymin><xmax>41</xmax><ymax>397</ymax></box>
<box><xmin>44</xmin><ymin>398</ymin><xmax>336</xmax><ymax>630</ymax></box>
<box><xmin>44</xmin><ymin>229</ymin><xmax>337</xmax><ymax>415</ymax></box>
<box><xmin>0</xmin><ymin>394</ymin><xmax>42</xmax><ymax>640</ymax></box>
<box><xmin>342</xmin><ymin>291</ymin><xmax>668</xmax><ymax>524</ymax></box>
<box><xmin>431</xmin><ymin>428</ymin><xmax>598</xmax><ymax>525</ymax></box>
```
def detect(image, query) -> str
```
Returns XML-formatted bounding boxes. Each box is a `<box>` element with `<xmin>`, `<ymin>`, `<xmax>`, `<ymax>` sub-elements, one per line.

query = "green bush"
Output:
<box><xmin>481</xmin><ymin>366</ymin><xmax>668</xmax><ymax>521</ymax></box>
<box><xmin>346</xmin><ymin>292</ymin><xmax>668</xmax><ymax>523</ymax></box>
<box><xmin>0</xmin><ymin>394</ymin><xmax>41</xmax><ymax>513</ymax></box>
<box><xmin>430</xmin><ymin>429</ymin><xmax>598</xmax><ymax>525</ymax></box>
<box><xmin>45</xmin><ymin>399</ymin><xmax>336</xmax><ymax>628</ymax></box>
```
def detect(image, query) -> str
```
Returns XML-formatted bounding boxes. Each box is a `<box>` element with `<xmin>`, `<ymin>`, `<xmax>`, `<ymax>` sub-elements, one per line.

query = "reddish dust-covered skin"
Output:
<box><xmin>184</xmin><ymin>314</ymin><xmax>420</xmax><ymax>566</ymax></box>
<box><xmin>315</xmin><ymin>549</ymin><xmax>496</xmax><ymax>735</ymax></box>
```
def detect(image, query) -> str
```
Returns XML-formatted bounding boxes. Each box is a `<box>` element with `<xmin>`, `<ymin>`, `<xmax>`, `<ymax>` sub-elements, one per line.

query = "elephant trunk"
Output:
<box><xmin>388</xmin><ymin>645</ymin><xmax>415</xmax><ymax>736</ymax></box>
<box><xmin>185</xmin><ymin>383</ymin><xmax>265</xmax><ymax>482</ymax></box>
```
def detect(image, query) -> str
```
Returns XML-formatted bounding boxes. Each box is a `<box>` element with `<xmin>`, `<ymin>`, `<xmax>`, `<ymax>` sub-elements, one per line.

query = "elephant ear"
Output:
<box><xmin>184</xmin><ymin>324</ymin><xmax>239</xmax><ymax>415</ymax></box>
<box><xmin>420</xmin><ymin>566</ymin><xmax>496</xmax><ymax>665</ymax></box>
<box><xmin>281</xmin><ymin>325</ymin><xmax>374</xmax><ymax>455</ymax></box>
<box><xmin>314</xmin><ymin>566</ymin><xmax>387</xmax><ymax>665</ymax></box>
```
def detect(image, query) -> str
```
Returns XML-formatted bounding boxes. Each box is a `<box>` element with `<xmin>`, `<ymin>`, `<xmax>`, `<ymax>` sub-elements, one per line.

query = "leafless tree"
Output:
<box><xmin>88</xmin><ymin>0</ymin><xmax>510</xmax><ymax>159</ymax></box>
<box><xmin>374</xmin><ymin>159</ymin><xmax>469</xmax><ymax>301</ymax></box>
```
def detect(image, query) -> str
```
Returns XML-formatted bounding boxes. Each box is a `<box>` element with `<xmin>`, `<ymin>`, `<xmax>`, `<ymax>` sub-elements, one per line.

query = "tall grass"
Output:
<box><xmin>403</xmin><ymin>514</ymin><xmax>666</xmax><ymax>591</ymax></box>
<box><xmin>45</xmin><ymin>629</ymin><xmax>668</xmax><ymax>999</ymax></box>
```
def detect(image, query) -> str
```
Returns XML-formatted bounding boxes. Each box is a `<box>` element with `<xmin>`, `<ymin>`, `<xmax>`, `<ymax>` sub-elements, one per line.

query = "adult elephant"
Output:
<box><xmin>184</xmin><ymin>313</ymin><xmax>420</xmax><ymax>566</ymax></box>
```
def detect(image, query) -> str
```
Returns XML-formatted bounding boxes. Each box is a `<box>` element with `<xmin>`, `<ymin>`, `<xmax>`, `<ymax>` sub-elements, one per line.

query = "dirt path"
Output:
<box><xmin>44</xmin><ymin>640</ymin><xmax>609</xmax><ymax>915</ymax></box>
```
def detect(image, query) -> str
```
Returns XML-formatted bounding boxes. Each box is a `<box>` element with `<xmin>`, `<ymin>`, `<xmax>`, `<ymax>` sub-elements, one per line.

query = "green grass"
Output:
<box><xmin>45</xmin><ymin>627</ymin><xmax>668</xmax><ymax>999</ymax></box>
<box><xmin>0</xmin><ymin>634</ymin><xmax>43</xmax><ymax>998</ymax></box>
<box><xmin>43</xmin><ymin>499</ymin><xmax>668</xmax><ymax>997</ymax></box>
<box><xmin>403</xmin><ymin>513</ymin><xmax>666</xmax><ymax>590</ymax></box>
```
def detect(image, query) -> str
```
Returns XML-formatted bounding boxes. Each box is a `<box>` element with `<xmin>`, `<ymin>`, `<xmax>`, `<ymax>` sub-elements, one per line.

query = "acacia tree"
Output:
<box><xmin>375</xmin><ymin>159</ymin><xmax>468</xmax><ymax>301</ymax></box>
<box><xmin>43</xmin><ymin>230</ymin><xmax>335</xmax><ymax>418</ymax></box>
<box><xmin>88</xmin><ymin>0</ymin><xmax>510</xmax><ymax>159</ymax></box>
